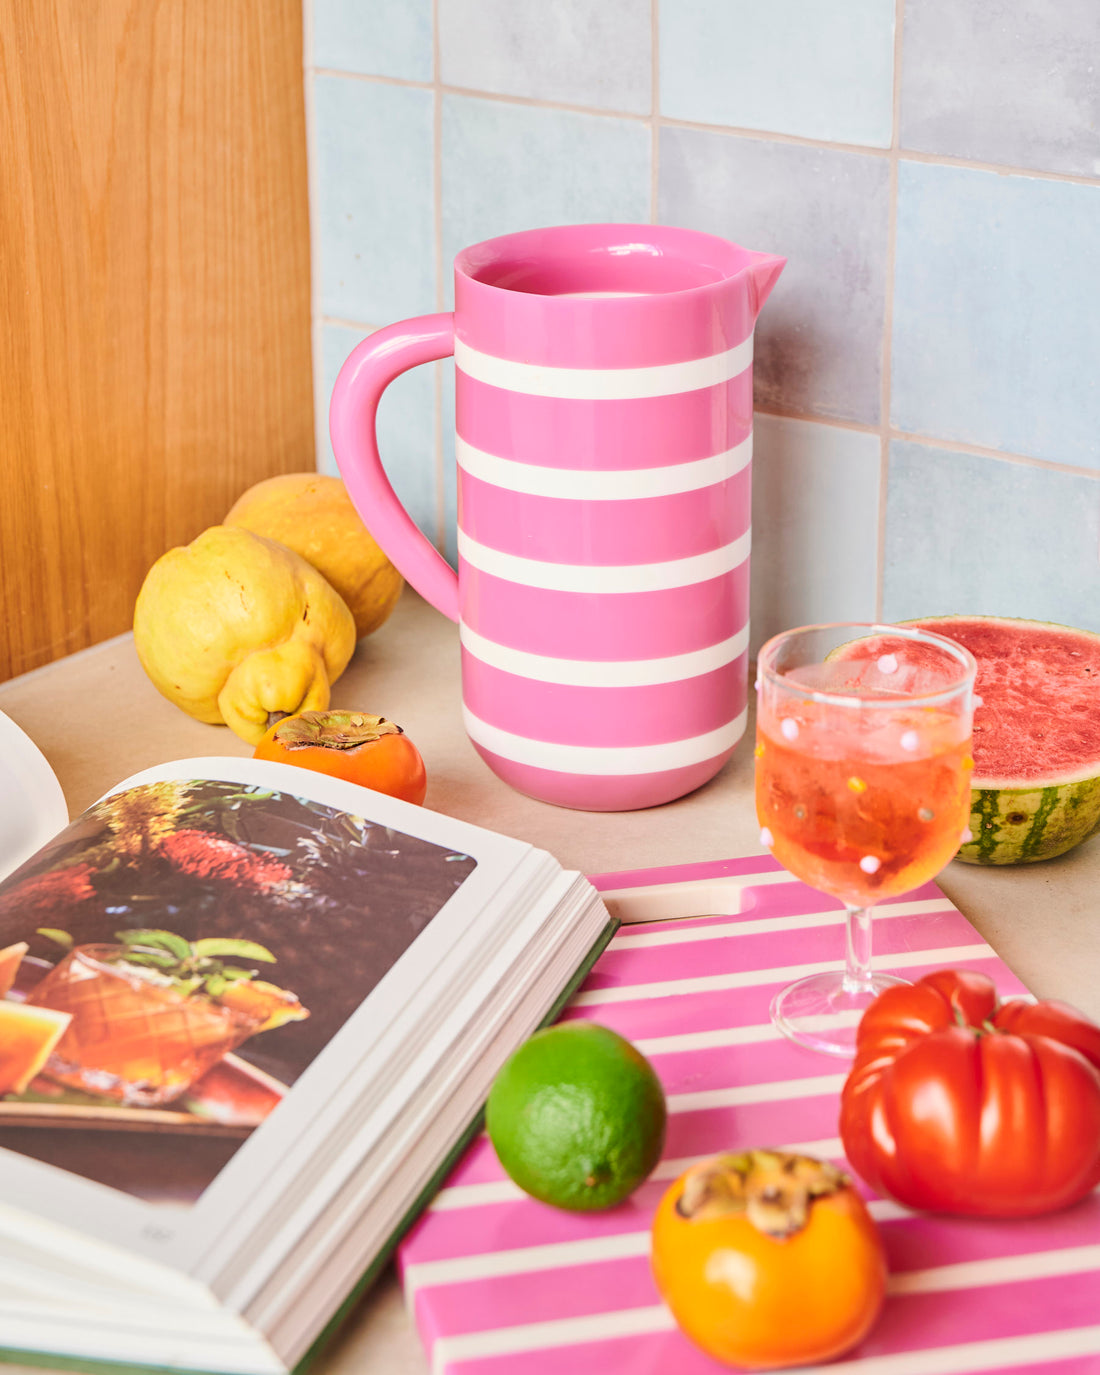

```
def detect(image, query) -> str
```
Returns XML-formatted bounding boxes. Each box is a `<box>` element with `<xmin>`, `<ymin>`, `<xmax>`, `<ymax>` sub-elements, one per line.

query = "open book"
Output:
<box><xmin>0</xmin><ymin>757</ymin><xmax>614</xmax><ymax>1375</ymax></box>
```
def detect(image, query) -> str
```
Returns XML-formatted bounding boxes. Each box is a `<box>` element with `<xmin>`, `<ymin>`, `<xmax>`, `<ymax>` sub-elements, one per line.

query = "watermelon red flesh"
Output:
<box><xmin>908</xmin><ymin>617</ymin><xmax>1100</xmax><ymax>786</ymax></box>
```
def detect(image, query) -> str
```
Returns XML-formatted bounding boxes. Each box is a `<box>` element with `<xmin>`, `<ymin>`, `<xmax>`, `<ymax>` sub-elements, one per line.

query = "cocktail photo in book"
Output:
<box><xmin>0</xmin><ymin>778</ymin><xmax>476</xmax><ymax>1204</ymax></box>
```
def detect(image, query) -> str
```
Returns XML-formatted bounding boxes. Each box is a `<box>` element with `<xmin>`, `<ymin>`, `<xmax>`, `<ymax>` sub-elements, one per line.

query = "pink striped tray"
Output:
<box><xmin>398</xmin><ymin>855</ymin><xmax>1100</xmax><ymax>1375</ymax></box>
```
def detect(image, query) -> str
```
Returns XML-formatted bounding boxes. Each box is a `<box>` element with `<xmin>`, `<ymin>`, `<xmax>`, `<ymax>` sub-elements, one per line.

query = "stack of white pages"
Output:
<box><xmin>0</xmin><ymin>757</ymin><xmax>613</xmax><ymax>1373</ymax></box>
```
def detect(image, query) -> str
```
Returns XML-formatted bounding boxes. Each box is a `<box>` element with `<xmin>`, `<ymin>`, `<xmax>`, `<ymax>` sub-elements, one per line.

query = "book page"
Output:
<box><xmin>0</xmin><ymin>757</ymin><xmax>533</xmax><ymax>1275</ymax></box>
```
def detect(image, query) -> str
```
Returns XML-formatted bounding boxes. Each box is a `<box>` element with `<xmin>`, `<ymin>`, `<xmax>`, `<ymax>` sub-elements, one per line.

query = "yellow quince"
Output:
<box><xmin>133</xmin><ymin>525</ymin><xmax>357</xmax><ymax>744</ymax></box>
<box><xmin>224</xmin><ymin>472</ymin><xmax>403</xmax><ymax>640</ymax></box>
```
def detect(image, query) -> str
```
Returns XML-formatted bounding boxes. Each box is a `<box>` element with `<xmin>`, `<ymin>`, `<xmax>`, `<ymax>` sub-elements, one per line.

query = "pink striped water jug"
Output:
<box><xmin>329</xmin><ymin>224</ymin><xmax>785</xmax><ymax>811</ymax></box>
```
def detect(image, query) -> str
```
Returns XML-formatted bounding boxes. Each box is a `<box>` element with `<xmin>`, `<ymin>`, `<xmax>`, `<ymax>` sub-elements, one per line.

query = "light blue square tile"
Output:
<box><xmin>313</xmin><ymin>76</ymin><xmax>435</xmax><ymax>324</ymax></box>
<box><xmin>440</xmin><ymin>0</ymin><xmax>651</xmax><ymax>114</ymax></box>
<box><xmin>440</xmin><ymin>95</ymin><xmax>651</xmax><ymax>294</ymax></box>
<box><xmin>901</xmin><ymin>0</ymin><xmax>1100</xmax><ymax>177</ymax></box>
<box><xmin>660</xmin><ymin>128</ymin><xmax>890</xmax><ymax>424</ymax></box>
<box><xmin>311</xmin><ymin>0</ymin><xmax>433</xmax><ymax>81</ymax></box>
<box><xmin>883</xmin><ymin>442</ymin><xmax>1100</xmax><ymax>632</ymax></box>
<box><xmin>319</xmin><ymin>323</ymin><xmax>440</xmax><ymax>547</ymax></box>
<box><xmin>751</xmin><ymin>414</ymin><xmax>882</xmax><ymax>654</ymax></box>
<box><xmin>892</xmin><ymin>162</ymin><xmax>1100</xmax><ymax>469</ymax></box>
<box><xmin>661</xmin><ymin>0</ymin><xmax>895</xmax><ymax>148</ymax></box>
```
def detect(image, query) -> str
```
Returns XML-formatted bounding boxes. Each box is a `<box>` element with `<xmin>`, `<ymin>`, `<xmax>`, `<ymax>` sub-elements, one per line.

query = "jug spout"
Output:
<box><xmin>747</xmin><ymin>252</ymin><xmax>787</xmax><ymax>318</ymax></box>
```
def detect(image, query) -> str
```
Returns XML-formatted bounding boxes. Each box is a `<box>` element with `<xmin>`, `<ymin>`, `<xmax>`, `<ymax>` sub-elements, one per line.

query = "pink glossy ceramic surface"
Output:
<box><xmin>329</xmin><ymin>224</ymin><xmax>785</xmax><ymax>810</ymax></box>
<box><xmin>398</xmin><ymin>859</ymin><xmax>1100</xmax><ymax>1375</ymax></box>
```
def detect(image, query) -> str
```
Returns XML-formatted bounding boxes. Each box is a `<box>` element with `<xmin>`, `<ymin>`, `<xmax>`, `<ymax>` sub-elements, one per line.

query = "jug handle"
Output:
<box><xmin>329</xmin><ymin>313</ymin><xmax>459</xmax><ymax>623</ymax></box>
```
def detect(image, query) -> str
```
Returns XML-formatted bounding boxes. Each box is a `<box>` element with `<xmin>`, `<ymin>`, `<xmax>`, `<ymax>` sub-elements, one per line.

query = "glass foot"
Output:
<box><xmin>770</xmin><ymin>970</ymin><xmax>910</xmax><ymax>1058</ymax></box>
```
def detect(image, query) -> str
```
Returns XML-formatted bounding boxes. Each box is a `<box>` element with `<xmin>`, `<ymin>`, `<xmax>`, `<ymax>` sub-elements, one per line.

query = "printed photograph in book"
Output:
<box><xmin>0</xmin><ymin>779</ymin><xmax>476</xmax><ymax>1205</ymax></box>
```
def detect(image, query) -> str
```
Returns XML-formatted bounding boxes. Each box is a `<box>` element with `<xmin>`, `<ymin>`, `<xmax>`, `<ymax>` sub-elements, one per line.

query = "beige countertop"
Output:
<box><xmin>1</xmin><ymin>589</ymin><xmax>1097</xmax><ymax>1374</ymax></box>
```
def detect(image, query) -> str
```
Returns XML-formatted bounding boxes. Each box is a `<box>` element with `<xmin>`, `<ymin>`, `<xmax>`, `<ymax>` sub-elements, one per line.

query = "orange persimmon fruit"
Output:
<box><xmin>253</xmin><ymin>709</ymin><xmax>427</xmax><ymax>805</ymax></box>
<box><xmin>651</xmin><ymin>1150</ymin><xmax>886</xmax><ymax>1369</ymax></box>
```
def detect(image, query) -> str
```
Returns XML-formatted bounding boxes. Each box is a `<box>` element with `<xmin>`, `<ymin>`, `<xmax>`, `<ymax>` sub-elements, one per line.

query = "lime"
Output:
<box><xmin>486</xmin><ymin>1021</ymin><xmax>667</xmax><ymax>1212</ymax></box>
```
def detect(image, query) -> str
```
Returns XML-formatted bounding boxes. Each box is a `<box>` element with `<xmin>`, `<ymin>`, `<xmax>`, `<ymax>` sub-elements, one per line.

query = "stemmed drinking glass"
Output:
<box><xmin>754</xmin><ymin>623</ymin><xmax>977</xmax><ymax>1057</ymax></box>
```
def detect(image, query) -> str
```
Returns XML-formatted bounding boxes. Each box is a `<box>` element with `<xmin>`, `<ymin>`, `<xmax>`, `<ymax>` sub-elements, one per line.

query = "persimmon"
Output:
<box><xmin>651</xmin><ymin>1150</ymin><xmax>886</xmax><ymax>1369</ymax></box>
<box><xmin>253</xmin><ymin>710</ymin><xmax>427</xmax><ymax>805</ymax></box>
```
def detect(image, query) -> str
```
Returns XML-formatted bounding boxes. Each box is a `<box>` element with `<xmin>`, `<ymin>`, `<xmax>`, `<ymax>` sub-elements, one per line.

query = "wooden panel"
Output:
<box><xmin>0</xmin><ymin>0</ymin><xmax>314</xmax><ymax>681</ymax></box>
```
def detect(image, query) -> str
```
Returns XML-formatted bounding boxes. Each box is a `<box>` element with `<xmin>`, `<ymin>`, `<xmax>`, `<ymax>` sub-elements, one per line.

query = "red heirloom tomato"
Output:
<box><xmin>254</xmin><ymin>709</ymin><xmax>427</xmax><ymax>805</ymax></box>
<box><xmin>840</xmin><ymin>968</ymin><xmax>1100</xmax><ymax>1217</ymax></box>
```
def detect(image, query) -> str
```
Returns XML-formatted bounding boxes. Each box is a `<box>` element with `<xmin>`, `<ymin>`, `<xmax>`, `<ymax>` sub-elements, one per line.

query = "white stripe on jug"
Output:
<box><xmin>609</xmin><ymin>897</ymin><xmax>959</xmax><ymax>949</ymax></box>
<box><xmin>463</xmin><ymin>706</ymin><xmax>746</xmax><ymax>775</ymax></box>
<box><xmin>430</xmin><ymin>1309</ymin><xmax>1100</xmax><ymax>1375</ymax></box>
<box><xmin>459</xmin><ymin>623</ymin><xmax>749</xmax><ymax>687</ymax></box>
<box><xmin>457</xmin><ymin>527</ymin><xmax>750</xmax><ymax>593</ymax></box>
<box><xmin>570</xmin><ymin>942</ymin><xmax>995</xmax><ymax>1005</ymax></box>
<box><xmin>454</xmin><ymin>334</ymin><xmax>753</xmax><ymax>400</ymax></box>
<box><xmin>455</xmin><ymin>434</ymin><xmax>752</xmax><ymax>499</ymax></box>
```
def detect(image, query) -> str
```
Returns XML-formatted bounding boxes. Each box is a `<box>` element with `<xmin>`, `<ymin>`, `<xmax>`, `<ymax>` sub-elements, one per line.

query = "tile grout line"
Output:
<box><xmin>887</xmin><ymin>430</ymin><xmax>1100</xmax><ymax>480</ymax></box>
<box><xmin>310</xmin><ymin>68</ymin><xmax>650</xmax><ymax>125</ymax></box>
<box><xmin>310</xmin><ymin>66</ymin><xmax>1100</xmax><ymax>190</ymax></box>
<box><xmin>322</xmin><ymin>315</ymin><xmax>382</xmax><ymax>333</ymax></box>
<box><xmin>650</xmin><ymin>0</ymin><xmax>660</xmax><ymax>223</ymax></box>
<box><xmin>309</xmin><ymin>316</ymin><xmax>1100</xmax><ymax>484</ymax></box>
<box><xmin>432</xmin><ymin>0</ymin><xmax>448</xmax><ymax>557</ymax></box>
<box><xmin>877</xmin><ymin>0</ymin><xmax>906</xmax><ymax>621</ymax></box>
<box><xmin>759</xmin><ymin>410</ymin><xmax>1100</xmax><ymax>481</ymax></box>
<box><xmin>899</xmin><ymin>145</ymin><xmax>1100</xmax><ymax>189</ymax></box>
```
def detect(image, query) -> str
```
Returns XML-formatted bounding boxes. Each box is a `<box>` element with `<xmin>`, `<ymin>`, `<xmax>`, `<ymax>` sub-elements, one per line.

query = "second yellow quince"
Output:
<box><xmin>134</xmin><ymin>525</ymin><xmax>357</xmax><ymax>744</ymax></box>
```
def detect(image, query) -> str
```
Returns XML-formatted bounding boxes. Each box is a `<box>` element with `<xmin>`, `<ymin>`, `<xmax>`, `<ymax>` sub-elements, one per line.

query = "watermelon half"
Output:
<box><xmin>907</xmin><ymin>616</ymin><xmax>1100</xmax><ymax>865</ymax></box>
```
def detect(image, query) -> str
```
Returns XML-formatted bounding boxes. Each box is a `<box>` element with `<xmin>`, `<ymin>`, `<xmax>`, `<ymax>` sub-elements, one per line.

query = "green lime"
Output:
<box><xmin>486</xmin><ymin>1021</ymin><xmax>667</xmax><ymax>1212</ymax></box>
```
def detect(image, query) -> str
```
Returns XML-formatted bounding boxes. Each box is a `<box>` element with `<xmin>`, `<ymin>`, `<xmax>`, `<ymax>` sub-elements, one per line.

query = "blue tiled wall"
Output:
<box><xmin>307</xmin><ymin>0</ymin><xmax>1100</xmax><ymax>643</ymax></box>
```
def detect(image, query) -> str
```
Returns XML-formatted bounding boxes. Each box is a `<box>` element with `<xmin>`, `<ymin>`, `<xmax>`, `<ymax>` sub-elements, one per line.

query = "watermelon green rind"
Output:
<box><xmin>905</xmin><ymin>615</ymin><xmax>1100</xmax><ymax>866</ymax></box>
<box><xmin>965</xmin><ymin>780</ymin><xmax>1100</xmax><ymax>865</ymax></box>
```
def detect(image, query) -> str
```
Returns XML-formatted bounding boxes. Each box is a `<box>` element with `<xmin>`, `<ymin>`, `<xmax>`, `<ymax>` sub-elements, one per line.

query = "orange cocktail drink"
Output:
<box><xmin>754</xmin><ymin>624</ymin><xmax>976</xmax><ymax>1058</ymax></box>
<box><xmin>756</xmin><ymin>704</ymin><xmax>973</xmax><ymax>910</ymax></box>
<box><xmin>27</xmin><ymin>945</ymin><xmax>264</xmax><ymax>1106</ymax></box>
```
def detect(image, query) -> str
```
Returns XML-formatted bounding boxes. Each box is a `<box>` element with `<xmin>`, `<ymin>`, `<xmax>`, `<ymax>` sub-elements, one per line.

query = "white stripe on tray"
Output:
<box><xmin>634</xmin><ymin>1012</ymin><xmax>864</xmax><ymax>1056</ymax></box>
<box><xmin>459</xmin><ymin>623</ymin><xmax>749</xmax><ymax>688</ymax></box>
<box><xmin>405</xmin><ymin>1231</ymin><xmax>652</xmax><ymax>1294</ymax></box>
<box><xmin>429</xmin><ymin>1305</ymin><xmax>672</xmax><ymax>1375</ymax></box>
<box><xmin>407</xmin><ymin>1231</ymin><xmax>1099</xmax><ymax>1300</ymax></box>
<box><xmin>463</xmin><ymin>706</ymin><xmax>746</xmax><ymax>775</ymax></box>
<box><xmin>570</xmin><ymin>942</ymin><xmax>996</xmax><ymax>1006</ymax></box>
<box><xmin>455</xmin><ymin>434</ymin><xmax>752</xmax><ymax>499</ymax></box>
<box><xmin>890</xmin><ymin>1243</ymin><xmax>1100</xmax><ymax>1295</ymax></box>
<box><xmin>456</xmin><ymin>527</ymin><xmax>750</xmax><ymax>593</ymax></box>
<box><xmin>608</xmin><ymin>897</ymin><xmax>959</xmax><ymax>950</ymax></box>
<box><xmin>429</xmin><ymin>1312</ymin><xmax>1100</xmax><ymax>1375</ymax></box>
<box><xmin>453</xmin><ymin>334</ymin><xmax>753</xmax><ymax>400</ymax></box>
<box><xmin>668</xmin><ymin>1072</ymin><xmax>848</xmax><ymax>1114</ymax></box>
<box><xmin>427</xmin><ymin>1137</ymin><xmax>850</xmax><ymax>1213</ymax></box>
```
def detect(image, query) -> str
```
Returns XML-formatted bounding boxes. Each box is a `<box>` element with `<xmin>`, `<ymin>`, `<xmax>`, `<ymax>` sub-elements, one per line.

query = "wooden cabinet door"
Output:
<box><xmin>0</xmin><ymin>1</ymin><xmax>314</xmax><ymax>682</ymax></box>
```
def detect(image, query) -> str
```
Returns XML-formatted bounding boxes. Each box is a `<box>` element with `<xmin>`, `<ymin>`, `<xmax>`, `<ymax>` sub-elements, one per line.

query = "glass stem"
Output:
<box><xmin>843</xmin><ymin>906</ymin><xmax>875</xmax><ymax>993</ymax></box>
